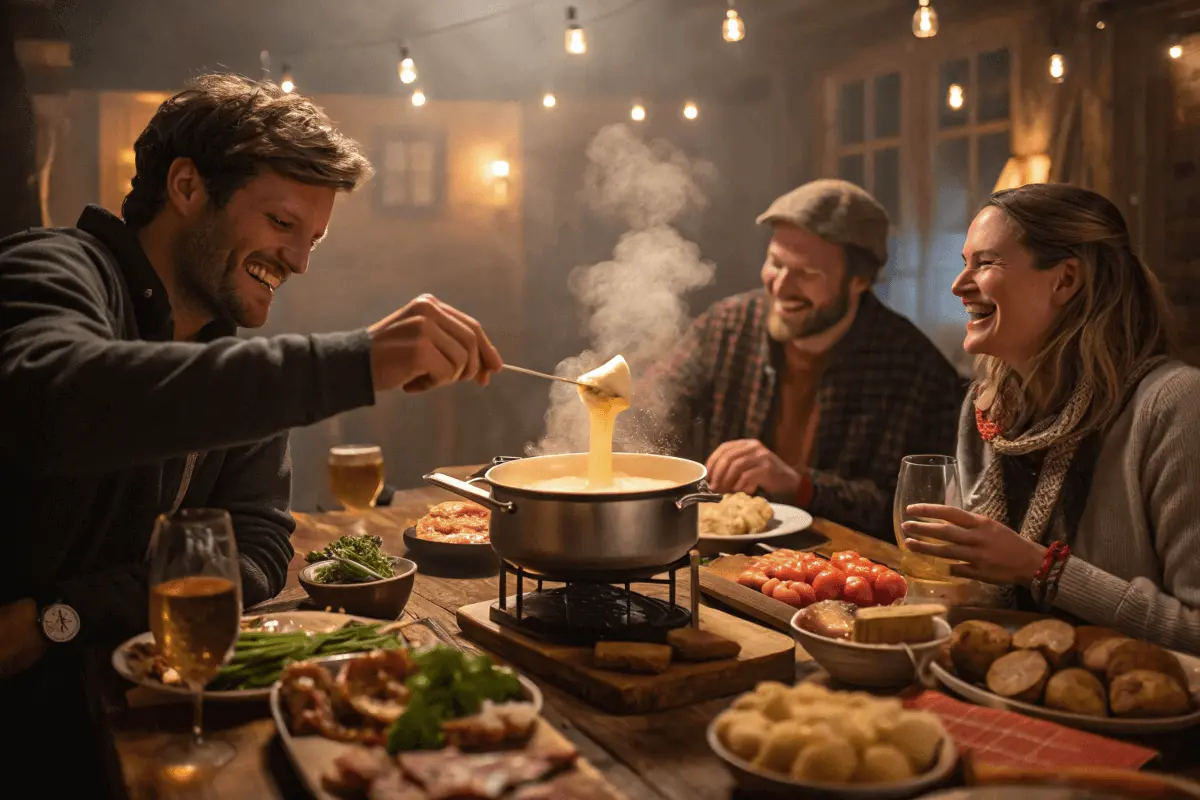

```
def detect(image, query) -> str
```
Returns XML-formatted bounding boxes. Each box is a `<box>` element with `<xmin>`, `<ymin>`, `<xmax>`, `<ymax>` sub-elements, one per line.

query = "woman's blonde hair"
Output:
<box><xmin>980</xmin><ymin>184</ymin><xmax>1175</xmax><ymax>433</ymax></box>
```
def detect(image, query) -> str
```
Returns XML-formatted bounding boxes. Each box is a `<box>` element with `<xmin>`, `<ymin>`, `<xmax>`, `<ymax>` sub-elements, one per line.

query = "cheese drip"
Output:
<box><xmin>576</xmin><ymin>356</ymin><xmax>632</xmax><ymax>489</ymax></box>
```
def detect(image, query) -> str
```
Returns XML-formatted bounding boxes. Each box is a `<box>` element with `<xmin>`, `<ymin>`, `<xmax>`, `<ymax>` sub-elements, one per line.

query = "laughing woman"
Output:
<box><xmin>902</xmin><ymin>183</ymin><xmax>1200</xmax><ymax>656</ymax></box>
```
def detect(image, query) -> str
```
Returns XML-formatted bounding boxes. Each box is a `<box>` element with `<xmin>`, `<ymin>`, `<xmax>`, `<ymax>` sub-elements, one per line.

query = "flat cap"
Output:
<box><xmin>756</xmin><ymin>179</ymin><xmax>890</xmax><ymax>266</ymax></box>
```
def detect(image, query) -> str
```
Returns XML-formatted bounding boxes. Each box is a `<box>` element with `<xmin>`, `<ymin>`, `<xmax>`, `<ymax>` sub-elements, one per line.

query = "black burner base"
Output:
<box><xmin>490</xmin><ymin>584</ymin><xmax>691</xmax><ymax>645</ymax></box>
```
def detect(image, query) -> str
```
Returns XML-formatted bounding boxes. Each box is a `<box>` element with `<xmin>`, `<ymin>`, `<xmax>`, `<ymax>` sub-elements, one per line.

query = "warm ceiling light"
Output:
<box><xmin>543</xmin><ymin>93</ymin><xmax>557</xmax><ymax>108</ymax></box>
<box><xmin>912</xmin><ymin>0</ymin><xmax>938</xmax><ymax>38</ymax></box>
<box><xmin>280</xmin><ymin>64</ymin><xmax>295</xmax><ymax>94</ymax></box>
<box><xmin>411</xmin><ymin>89</ymin><xmax>426</xmax><ymax>107</ymax></box>
<box><xmin>947</xmin><ymin>83</ymin><xmax>964</xmax><ymax>110</ymax></box>
<box><xmin>1049</xmin><ymin>53</ymin><xmax>1065</xmax><ymax>82</ymax></box>
<box><xmin>683</xmin><ymin>101</ymin><xmax>698</xmax><ymax>120</ymax></box>
<box><xmin>631</xmin><ymin>103</ymin><xmax>646</xmax><ymax>122</ymax></box>
<box><xmin>723</xmin><ymin>6</ymin><xmax>745</xmax><ymax>42</ymax></box>
<box><xmin>565</xmin><ymin>6</ymin><xmax>587</xmax><ymax>54</ymax></box>
<box><xmin>398</xmin><ymin>47</ymin><xmax>417</xmax><ymax>85</ymax></box>
<box><xmin>491</xmin><ymin>160</ymin><xmax>511</xmax><ymax>178</ymax></box>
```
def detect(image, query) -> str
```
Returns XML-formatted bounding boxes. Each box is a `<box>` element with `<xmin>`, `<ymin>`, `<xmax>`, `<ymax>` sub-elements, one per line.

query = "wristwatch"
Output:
<box><xmin>34</xmin><ymin>595</ymin><xmax>81</xmax><ymax>644</ymax></box>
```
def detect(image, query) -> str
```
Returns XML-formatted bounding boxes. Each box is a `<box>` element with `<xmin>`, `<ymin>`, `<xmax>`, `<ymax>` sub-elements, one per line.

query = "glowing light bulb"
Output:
<box><xmin>398</xmin><ymin>47</ymin><xmax>417</xmax><ymax>85</ymax></box>
<box><xmin>723</xmin><ymin>7</ymin><xmax>745</xmax><ymax>42</ymax></box>
<box><xmin>912</xmin><ymin>0</ymin><xmax>938</xmax><ymax>39</ymax></box>
<box><xmin>543</xmin><ymin>93</ymin><xmax>557</xmax><ymax>108</ymax></box>
<box><xmin>630</xmin><ymin>103</ymin><xmax>646</xmax><ymax>122</ymax></box>
<box><xmin>683</xmin><ymin>101</ymin><xmax>698</xmax><ymax>120</ymax></box>
<box><xmin>1049</xmin><ymin>53</ymin><xmax>1065</xmax><ymax>82</ymax></box>
<box><xmin>1170</xmin><ymin>43</ymin><xmax>1184</xmax><ymax>59</ymax></box>
<box><xmin>491</xmin><ymin>160</ymin><xmax>510</xmax><ymax>178</ymax></box>
<box><xmin>565</xmin><ymin>6</ymin><xmax>587</xmax><ymax>54</ymax></box>
<box><xmin>1095</xmin><ymin>20</ymin><xmax>1106</xmax><ymax>30</ymax></box>
<box><xmin>411</xmin><ymin>89</ymin><xmax>426</xmax><ymax>107</ymax></box>
<box><xmin>280</xmin><ymin>64</ymin><xmax>295</xmax><ymax>94</ymax></box>
<box><xmin>947</xmin><ymin>83</ymin><xmax>964</xmax><ymax>110</ymax></box>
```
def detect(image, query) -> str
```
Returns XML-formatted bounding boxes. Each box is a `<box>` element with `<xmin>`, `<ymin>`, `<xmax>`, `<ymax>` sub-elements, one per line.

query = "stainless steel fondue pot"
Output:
<box><xmin>422</xmin><ymin>453</ymin><xmax>721</xmax><ymax>578</ymax></box>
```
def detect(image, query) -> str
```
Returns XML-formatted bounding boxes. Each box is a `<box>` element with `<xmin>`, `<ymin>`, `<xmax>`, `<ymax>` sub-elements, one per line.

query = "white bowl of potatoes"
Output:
<box><xmin>708</xmin><ymin>681</ymin><xmax>958</xmax><ymax>798</ymax></box>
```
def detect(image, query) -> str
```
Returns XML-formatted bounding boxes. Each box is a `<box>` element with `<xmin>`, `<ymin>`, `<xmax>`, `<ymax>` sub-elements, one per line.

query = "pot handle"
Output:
<box><xmin>423</xmin><ymin>472</ymin><xmax>516</xmax><ymax>514</ymax></box>
<box><xmin>675</xmin><ymin>481</ymin><xmax>724</xmax><ymax>511</ymax></box>
<box><xmin>467</xmin><ymin>456</ymin><xmax>522</xmax><ymax>480</ymax></box>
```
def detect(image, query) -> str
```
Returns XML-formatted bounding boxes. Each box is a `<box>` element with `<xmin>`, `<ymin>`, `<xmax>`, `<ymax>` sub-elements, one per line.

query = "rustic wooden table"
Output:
<box><xmin>99</xmin><ymin>469</ymin><xmax>1200</xmax><ymax>799</ymax></box>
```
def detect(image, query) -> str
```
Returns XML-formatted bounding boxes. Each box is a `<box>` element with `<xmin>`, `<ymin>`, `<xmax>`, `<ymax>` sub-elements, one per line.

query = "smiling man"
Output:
<box><xmin>648</xmin><ymin>179</ymin><xmax>964</xmax><ymax>538</ymax></box>
<box><xmin>0</xmin><ymin>74</ymin><xmax>500</xmax><ymax>787</ymax></box>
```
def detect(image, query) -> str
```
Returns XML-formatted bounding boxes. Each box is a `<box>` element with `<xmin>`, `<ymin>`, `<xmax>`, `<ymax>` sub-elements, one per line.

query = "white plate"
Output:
<box><xmin>698</xmin><ymin>502</ymin><xmax>815</xmax><ymax>543</ymax></box>
<box><xmin>930</xmin><ymin>644</ymin><xmax>1200</xmax><ymax>734</ymax></box>
<box><xmin>111</xmin><ymin>610</ymin><xmax>383</xmax><ymax>703</ymax></box>
<box><xmin>270</xmin><ymin>652</ymin><xmax>544</xmax><ymax>800</ymax></box>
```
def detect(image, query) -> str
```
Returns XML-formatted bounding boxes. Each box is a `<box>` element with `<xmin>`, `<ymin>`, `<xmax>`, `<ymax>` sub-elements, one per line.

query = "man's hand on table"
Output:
<box><xmin>706</xmin><ymin>439</ymin><xmax>802</xmax><ymax>499</ymax></box>
<box><xmin>0</xmin><ymin>599</ymin><xmax>47</xmax><ymax>679</ymax></box>
<box><xmin>368</xmin><ymin>294</ymin><xmax>503</xmax><ymax>393</ymax></box>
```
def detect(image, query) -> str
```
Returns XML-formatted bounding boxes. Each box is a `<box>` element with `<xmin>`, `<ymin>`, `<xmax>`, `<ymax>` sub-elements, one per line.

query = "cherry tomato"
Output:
<box><xmin>846</xmin><ymin>562</ymin><xmax>876</xmax><ymax>586</ymax></box>
<box><xmin>788</xmin><ymin>581</ymin><xmax>817</xmax><ymax>608</ymax></box>
<box><xmin>831</xmin><ymin>551</ymin><xmax>861</xmax><ymax>571</ymax></box>
<box><xmin>803</xmin><ymin>557</ymin><xmax>830</xmax><ymax>583</ymax></box>
<box><xmin>811</xmin><ymin>569</ymin><xmax>847</xmax><ymax>602</ymax></box>
<box><xmin>761</xmin><ymin>577</ymin><xmax>781</xmax><ymax>597</ymax></box>
<box><xmin>873</xmin><ymin>571</ymin><xmax>909</xmax><ymax>605</ymax></box>
<box><xmin>736</xmin><ymin>570</ymin><xmax>769</xmax><ymax>591</ymax></box>
<box><xmin>772</xmin><ymin>583</ymin><xmax>806</xmax><ymax>607</ymax></box>
<box><xmin>842</xmin><ymin>575</ymin><xmax>876</xmax><ymax>607</ymax></box>
<box><xmin>869</xmin><ymin>563</ymin><xmax>890</xmax><ymax>582</ymax></box>
<box><xmin>773</xmin><ymin>564</ymin><xmax>807</xmax><ymax>582</ymax></box>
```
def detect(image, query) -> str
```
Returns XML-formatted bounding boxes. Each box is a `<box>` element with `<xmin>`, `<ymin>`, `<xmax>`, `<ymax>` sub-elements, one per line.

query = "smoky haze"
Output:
<box><xmin>529</xmin><ymin>123</ymin><xmax>716</xmax><ymax>457</ymax></box>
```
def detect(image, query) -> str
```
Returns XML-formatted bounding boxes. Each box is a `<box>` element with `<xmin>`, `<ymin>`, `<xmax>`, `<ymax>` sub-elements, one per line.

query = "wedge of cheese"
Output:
<box><xmin>578</xmin><ymin>355</ymin><xmax>632</xmax><ymax>403</ymax></box>
<box><xmin>852</xmin><ymin>603</ymin><xmax>947</xmax><ymax>645</ymax></box>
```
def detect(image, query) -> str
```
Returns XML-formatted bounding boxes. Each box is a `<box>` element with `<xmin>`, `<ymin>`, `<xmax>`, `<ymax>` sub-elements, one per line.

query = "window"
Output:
<box><xmin>831</xmin><ymin>69</ymin><xmax>907</xmax><ymax>314</ymax></box>
<box><xmin>824</xmin><ymin>38</ymin><xmax>1015</xmax><ymax>372</ymax></box>
<box><xmin>376</xmin><ymin>131</ymin><xmax>444</xmax><ymax>212</ymax></box>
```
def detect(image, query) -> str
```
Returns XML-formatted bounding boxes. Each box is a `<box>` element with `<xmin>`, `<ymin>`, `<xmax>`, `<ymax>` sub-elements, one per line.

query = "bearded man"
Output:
<box><xmin>0</xmin><ymin>74</ymin><xmax>500</xmax><ymax>787</ymax></box>
<box><xmin>649</xmin><ymin>179</ymin><xmax>964</xmax><ymax>539</ymax></box>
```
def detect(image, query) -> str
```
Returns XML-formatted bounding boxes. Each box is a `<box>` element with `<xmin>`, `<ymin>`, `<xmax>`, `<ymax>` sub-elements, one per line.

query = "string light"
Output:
<box><xmin>947</xmin><ymin>83</ymin><xmax>964</xmax><ymax>110</ymax></box>
<box><xmin>565</xmin><ymin>6</ymin><xmax>587</xmax><ymax>55</ymax></box>
<box><xmin>411</xmin><ymin>89</ymin><xmax>426</xmax><ymax>107</ymax></box>
<box><xmin>912</xmin><ymin>0</ymin><xmax>938</xmax><ymax>39</ymax></box>
<box><xmin>631</xmin><ymin>103</ymin><xmax>646</xmax><ymax>122</ymax></box>
<box><xmin>723</xmin><ymin>2</ymin><xmax>745</xmax><ymax>43</ymax></box>
<box><xmin>542</xmin><ymin>92</ymin><xmax>557</xmax><ymax>108</ymax></box>
<box><xmin>683</xmin><ymin>101</ymin><xmax>698</xmax><ymax>120</ymax></box>
<box><xmin>398</xmin><ymin>46</ymin><xmax>417</xmax><ymax>85</ymax></box>
<box><xmin>1169</xmin><ymin>36</ymin><xmax>1184</xmax><ymax>59</ymax></box>
<box><xmin>280</xmin><ymin>64</ymin><xmax>295</xmax><ymax>93</ymax></box>
<box><xmin>1049</xmin><ymin>53</ymin><xmax>1065</xmax><ymax>83</ymax></box>
<box><xmin>1095</xmin><ymin>20</ymin><xmax>1106</xmax><ymax>30</ymax></box>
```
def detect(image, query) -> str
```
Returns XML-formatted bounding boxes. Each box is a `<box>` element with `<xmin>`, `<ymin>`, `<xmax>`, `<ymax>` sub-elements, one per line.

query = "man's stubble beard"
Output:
<box><xmin>766</xmin><ymin>275</ymin><xmax>853</xmax><ymax>343</ymax></box>
<box><xmin>172</xmin><ymin>208</ymin><xmax>249</xmax><ymax>328</ymax></box>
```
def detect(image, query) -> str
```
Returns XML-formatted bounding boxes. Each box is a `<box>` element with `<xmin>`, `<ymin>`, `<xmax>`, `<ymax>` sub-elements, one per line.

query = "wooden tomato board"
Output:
<box><xmin>699</xmin><ymin>554</ymin><xmax>799</xmax><ymax>633</ymax></box>
<box><xmin>456</xmin><ymin>599</ymin><xmax>795</xmax><ymax>714</ymax></box>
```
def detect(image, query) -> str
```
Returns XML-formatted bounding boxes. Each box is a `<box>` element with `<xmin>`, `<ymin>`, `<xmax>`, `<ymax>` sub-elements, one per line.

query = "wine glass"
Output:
<box><xmin>893</xmin><ymin>455</ymin><xmax>965</xmax><ymax>586</ymax></box>
<box><xmin>328</xmin><ymin>444</ymin><xmax>385</xmax><ymax>533</ymax></box>
<box><xmin>148</xmin><ymin>508</ymin><xmax>242</xmax><ymax>770</ymax></box>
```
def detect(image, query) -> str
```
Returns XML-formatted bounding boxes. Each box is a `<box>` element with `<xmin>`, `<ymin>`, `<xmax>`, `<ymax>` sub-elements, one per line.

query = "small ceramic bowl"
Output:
<box><xmin>790</xmin><ymin>612</ymin><xmax>952</xmax><ymax>688</ymax></box>
<box><xmin>298</xmin><ymin>555</ymin><xmax>417</xmax><ymax>620</ymax></box>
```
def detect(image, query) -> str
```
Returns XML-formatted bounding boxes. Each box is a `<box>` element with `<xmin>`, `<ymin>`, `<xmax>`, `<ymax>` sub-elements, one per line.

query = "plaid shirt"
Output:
<box><xmin>644</xmin><ymin>290</ymin><xmax>966</xmax><ymax>539</ymax></box>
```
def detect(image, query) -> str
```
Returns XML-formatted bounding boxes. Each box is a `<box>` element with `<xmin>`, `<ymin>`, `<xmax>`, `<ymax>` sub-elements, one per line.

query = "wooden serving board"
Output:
<box><xmin>699</xmin><ymin>554</ymin><xmax>799</xmax><ymax>633</ymax></box>
<box><xmin>457</xmin><ymin>599</ymin><xmax>796</xmax><ymax>714</ymax></box>
<box><xmin>283</xmin><ymin>717</ymin><xmax>627</xmax><ymax>800</ymax></box>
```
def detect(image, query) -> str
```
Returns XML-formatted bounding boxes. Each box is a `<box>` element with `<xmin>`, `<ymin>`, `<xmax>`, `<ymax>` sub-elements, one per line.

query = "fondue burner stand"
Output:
<box><xmin>490</xmin><ymin>555</ymin><xmax>694</xmax><ymax>646</ymax></box>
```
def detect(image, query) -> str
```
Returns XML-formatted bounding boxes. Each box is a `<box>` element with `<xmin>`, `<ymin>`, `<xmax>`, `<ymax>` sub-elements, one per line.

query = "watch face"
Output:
<box><xmin>42</xmin><ymin>603</ymin><xmax>80</xmax><ymax>643</ymax></box>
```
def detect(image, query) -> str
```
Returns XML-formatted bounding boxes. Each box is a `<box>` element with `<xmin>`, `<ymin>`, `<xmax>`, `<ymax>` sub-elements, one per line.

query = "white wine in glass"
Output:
<box><xmin>894</xmin><ymin>454</ymin><xmax>965</xmax><ymax>585</ymax></box>
<box><xmin>148</xmin><ymin>508</ymin><xmax>241</xmax><ymax>770</ymax></box>
<box><xmin>328</xmin><ymin>444</ymin><xmax>385</xmax><ymax>511</ymax></box>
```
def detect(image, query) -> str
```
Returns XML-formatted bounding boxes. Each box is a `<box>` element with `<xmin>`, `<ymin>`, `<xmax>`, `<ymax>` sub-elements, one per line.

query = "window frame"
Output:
<box><xmin>373</xmin><ymin>128</ymin><xmax>447</xmax><ymax>216</ymax></box>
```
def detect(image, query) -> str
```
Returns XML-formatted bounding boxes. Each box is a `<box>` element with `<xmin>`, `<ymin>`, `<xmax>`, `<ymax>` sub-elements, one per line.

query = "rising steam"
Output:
<box><xmin>529</xmin><ymin>124</ymin><xmax>716</xmax><ymax>456</ymax></box>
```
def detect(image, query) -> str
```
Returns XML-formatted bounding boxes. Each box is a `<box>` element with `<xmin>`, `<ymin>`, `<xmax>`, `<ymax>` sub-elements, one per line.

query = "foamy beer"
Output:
<box><xmin>328</xmin><ymin>445</ymin><xmax>385</xmax><ymax>511</ymax></box>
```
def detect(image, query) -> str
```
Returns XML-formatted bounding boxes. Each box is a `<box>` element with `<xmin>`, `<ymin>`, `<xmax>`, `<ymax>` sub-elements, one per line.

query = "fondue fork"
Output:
<box><xmin>500</xmin><ymin>364</ymin><xmax>613</xmax><ymax>397</ymax></box>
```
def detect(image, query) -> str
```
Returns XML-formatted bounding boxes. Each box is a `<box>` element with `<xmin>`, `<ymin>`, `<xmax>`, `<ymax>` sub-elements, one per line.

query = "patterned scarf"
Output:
<box><xmin>967</xmin><ymin>357</ymin><xmax>1167</xmax><ymax>606</ymax></box>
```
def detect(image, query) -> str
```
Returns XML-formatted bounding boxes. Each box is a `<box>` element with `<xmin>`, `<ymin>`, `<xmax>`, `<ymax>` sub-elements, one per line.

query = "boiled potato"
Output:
<box><xmin>753</xmin><ymin>721</ymin><xmax>811</xmax><ymax>773</ymax></box>
<box><xmin>1105</xmin><ymin>641</ymin><xmax>1189</xmax><ymax>693</ymax></box>
<box><xmin>789</xmin><ymin>734</ymin><xmax>857</xmax><ymax>783</ymax></box>
<box><xmin>986</xmin><ymin>649</ymin><xmax>1050</xmax><ymax>703</ymax></box>
<box><xmin>714</xmin><ymin>710</ymin><xmax>763</xmax><ymax>741</ymax></box>
<box><xmin>724</xmin><ymin>719</ymin><xmax>767</xmax><ymax>761</ymax></box>
<box><xmin>1011</xmin><ymin>619</ymin><xmax>1076</xmax><ymax>668</ymax></box>
<box><xmin>1109</xmin><ymin>669</ymin><xmax>1192</xmax><ymax>718</ymax></box>
<box><xmin>1074</xmin><ymin>626</ymin><xmax>1123</xmax><ymax>655</ymax></box>
<box><xmin>950</xmin><ymin>620</ymin><xmax>1013</xmax><ymax>683</ymax></box>
<box><xmin>759</xmin><ymin>690</ymin><xmax>793</xmax><ymax>722</ymax></box>
<box><xmin>830</xmin><ymin>708</ymin><xmax>879</xmax><ymax>752</ymax></box>
<box><xmin>1081</xmin><ymin>636</ymin><xmax>1133</xmax><ymax>676</ymax></box>
<box><xmin>1044</xmin><ymin>668</ymin><xmax>1108</xmax><ymax>717</ymax></box>
<box><xmin>884</xmin><ymin>711</ymin><xmax>945</xmax><ymax>771</ymax></box>
<box><xmin>787</xmin><ymin>683</ymin><xmax>832</xmax><ymax>706</ymax></box>
<box><xmin>853</xmin><ymin>744</ymin><xmax>916</xmax><ymax>783</ymax></box>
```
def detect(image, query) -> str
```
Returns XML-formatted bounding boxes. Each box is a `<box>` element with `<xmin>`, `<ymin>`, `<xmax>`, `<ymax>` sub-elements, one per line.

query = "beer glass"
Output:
<box><xmin>893</xmin><ymin>455</ymin><xmax>965</xmax><ymax>584</ymax></box>
<box><xmin>148</xmin><ymin>508</ymin><xmax>242</xmax><ymax>769</ymax></box>
<box><xmin>328</xmin><ymin>444</ymin><xmax>385</xmax><ymax>511</ymax></box>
